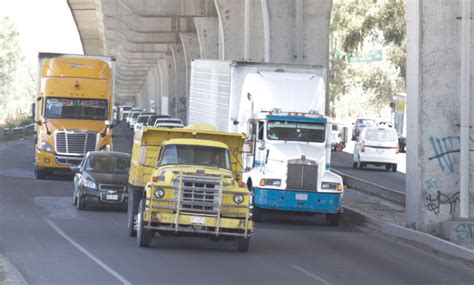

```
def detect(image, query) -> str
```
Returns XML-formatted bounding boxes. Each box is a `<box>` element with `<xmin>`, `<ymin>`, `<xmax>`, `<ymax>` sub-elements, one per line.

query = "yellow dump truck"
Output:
<box><xmin>33</xmin><ymin>53</ymin><xmax>115</xmax><ymax>179</ymax></box>
<box><xmin>127</xmin><ymin>124</ymin><xmax>253</xmax><ymax>251</ymax></box>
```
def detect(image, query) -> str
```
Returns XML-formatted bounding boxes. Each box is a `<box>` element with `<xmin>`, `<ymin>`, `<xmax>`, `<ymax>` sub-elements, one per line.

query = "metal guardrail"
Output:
<box><xmin>0</xmin><ymin>123</ymin><xmax>35</xmax><ymax>138</ymax></box>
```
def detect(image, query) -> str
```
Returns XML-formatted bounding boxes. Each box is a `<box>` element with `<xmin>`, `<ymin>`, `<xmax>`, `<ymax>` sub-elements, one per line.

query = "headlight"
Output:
<box><xmin>321</xmin><ymin>182</ymin><xmax>342</xmax><ymax>191</ymax></box>
<box><xmin>259</xmin><ymin>179</ymin><xmax>282</xmax><ymax>187</ymax></box>
<box><xmin>233</xmin><ymin>194</ymin><xmax>244</xmax><ymax>204</ymax></box>
<box><xmin>83</xmin><ymin>179</ymin><xmax>97</xmax><ymax>189</ymax></box>
<box><xmin>100</xmin><ymin>144</ymin><xmax>111</xmax><ymax>151</ymax></box>
<box><xmin>40</xmin><ymin>142</ymin><xmax>54</xmax><ymax>153</ymax></box>
<box><xmin>154</xmin><ymin>188</ymin><xmax>165</xmax><ymax>199</ymax></box>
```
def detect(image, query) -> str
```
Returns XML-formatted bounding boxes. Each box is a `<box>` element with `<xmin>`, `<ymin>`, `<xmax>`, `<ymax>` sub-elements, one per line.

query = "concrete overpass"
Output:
<box><xmin>67</xmin><ymin>0</ymin><xmax>473</xmax><ymax>244</ymax></box>
<box><xmin>68</xmin><ymin>0</ymin><xmax>331</xmax><ymax>121</ymax></box>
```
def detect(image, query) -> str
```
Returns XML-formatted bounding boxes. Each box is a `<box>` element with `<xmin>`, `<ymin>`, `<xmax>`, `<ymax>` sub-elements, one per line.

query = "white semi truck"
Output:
<box><xmin>188</xmin><ymin>60</ymin><xmax>344</xmax><ymax>225</ymax></box>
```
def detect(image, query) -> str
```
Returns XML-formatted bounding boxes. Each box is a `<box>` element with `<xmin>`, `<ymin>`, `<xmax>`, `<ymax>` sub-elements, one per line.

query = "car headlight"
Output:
<box><xmin>154</xmin><ymin>188</ymin><xmax>165</xmax><ymax>199</ymax></box>
<box><xmin>233</xmin><ymin>194</ymin><xmax>244</xmax><ymax>204</ymax></box>
<box><xmin>83</xmin><ymin>179</ymin><xmax>97</xmax><ymax>189</ymax></box>
<box><xmin>100</xmin><ymin>144</ymin><xmax>111</xmax><ymax>151</ymax></box>
<box><xmin>259</xmin><ymin>179</ymin><xmax>282</xmax><ymax>187</ymax></box>
<box><xmin>321</xmin><ymin>182</ymin><xmax>343</xmax><ymax>191</ymax></box>
<box><xmin>40</xmin><ymin>142</ymin><xmax>54</xmax><ymax>153</ymax></box>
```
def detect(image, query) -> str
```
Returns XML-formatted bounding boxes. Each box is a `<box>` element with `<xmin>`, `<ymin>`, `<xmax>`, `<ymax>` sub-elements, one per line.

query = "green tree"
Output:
<box><xmin>0</xmin><ymin>16</ymin><xmax>21</xmax><ymax>109</ymax></box>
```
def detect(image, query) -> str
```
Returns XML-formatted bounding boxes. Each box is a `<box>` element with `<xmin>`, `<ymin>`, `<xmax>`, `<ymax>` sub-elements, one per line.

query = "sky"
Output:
<box><xmin>0</xmin><ymin>0</ymin><xmax>83</xmax><ymax>61</ymax></box>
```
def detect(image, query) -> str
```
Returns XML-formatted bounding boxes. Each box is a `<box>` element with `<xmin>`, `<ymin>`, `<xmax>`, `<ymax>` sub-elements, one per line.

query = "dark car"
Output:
<box><xmin>352</xmin><ymin>118</ymin><xmax>376</xmax><ymax>140</ymax></box>
<box><xmin>71</xmin><ymin>151</ymin><xmax>131</xmax><ymax>210</ymax></box>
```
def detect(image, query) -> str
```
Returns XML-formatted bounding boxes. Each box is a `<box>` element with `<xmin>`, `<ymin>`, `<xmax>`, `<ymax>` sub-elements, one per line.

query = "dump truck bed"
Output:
<box><xmin>128</xmin><ymin>126</ymin><xmax>245</xmax><ymax>187</ymax></box>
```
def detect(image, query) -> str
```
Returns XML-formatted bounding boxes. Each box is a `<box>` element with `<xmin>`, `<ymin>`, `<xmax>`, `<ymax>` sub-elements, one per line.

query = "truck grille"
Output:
<box><xmin>55</xmin><ymin>131</ymin><xmax>98</xmax><ymax>155</ymax></box>
<box><xmin>287</xmin><ymin>162</ymin><xmax>318</xmax><ymax>191</ymax></box>
<box><xmin>173</xmin><ymin>175</ymin><xmax>222</xmax><ymax>214</ymax></box>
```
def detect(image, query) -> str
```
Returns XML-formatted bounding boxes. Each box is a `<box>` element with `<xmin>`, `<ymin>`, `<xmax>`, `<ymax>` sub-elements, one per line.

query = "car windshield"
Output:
<box><xmin>85</xmin><ymin>155</ymin><xmax>130</xmax><ymax>174</ymax></box>
<box><xmin>364</xmin><ymin>129</ymin><xmax>398</xmax><ymax>142</ymax></box>
<box><xmin>122</xmin><ymin>106</ymin><xmax>132</xmax><ymax>111</ymax></box>
<box><xmin>45</xmin><ymin>98</ymin><xmax>108</xmax><ymax>120</ymax></box>
<box><xmin>267</xmin><ymin>120</ymin><xmax>326</xmax><ymax>143</ymax></box>
<box><xmin>159</xmin><ymin>145</ymin><xmax>231</xmax><ymax>170</ymax></box>
<box><xmin>131</xmin><ymin>113</ymin><xmax>140</xmax><ymax>119</ymax></box>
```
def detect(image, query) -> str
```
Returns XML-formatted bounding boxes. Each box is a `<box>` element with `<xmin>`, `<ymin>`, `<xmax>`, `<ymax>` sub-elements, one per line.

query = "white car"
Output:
<box><xmin>153</xmin><ymin>118</ymin><xmax>184</xmax><ymax>128</ymax></box>
<box><xmin>353</xmin><ymin>127</ymin><xmax>399</xmax><ymax>172</ymax></box>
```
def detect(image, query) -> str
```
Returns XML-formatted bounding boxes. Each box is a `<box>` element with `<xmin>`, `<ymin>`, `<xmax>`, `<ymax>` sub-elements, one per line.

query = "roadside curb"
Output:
<box><xmin>342</xmin><ymin>206</ymin><xmax>474</xmax><ymax>263</ymax></box>
<box><xmin>0</xmin><ymin>253</ymin><xmax>28</xmax><ymax>285</ymax></box>
<box><xmin>333</xmin><ymin>169</ymin><xmax>405</xmax><ymax>206</ymax></box>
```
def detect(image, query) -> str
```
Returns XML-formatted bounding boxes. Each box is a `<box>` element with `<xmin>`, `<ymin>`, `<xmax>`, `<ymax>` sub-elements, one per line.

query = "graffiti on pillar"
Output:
<box><xmin>454</xmin><ymin>223</ymin><xmax>474</xmax><ymax>241</ymax></box>
<box><xmin>425</xmin><ymin>190</ymin><xmax>460</xmax><ymax>216</ymax></box>
<box><xmin>427</xmin><ymin>135</ymin><xmax>474</xmax><ymax>173</ymax></box>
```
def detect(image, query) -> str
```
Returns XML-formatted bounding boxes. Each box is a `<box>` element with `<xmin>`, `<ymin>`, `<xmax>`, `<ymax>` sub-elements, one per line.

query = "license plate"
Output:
<box><xmin>191</xmin><ymin>216</ymin><xmax>205</xmax><ymax>225</ymax></box>
<box><xmin>106</xmin><ymin>194</ymin><xmax>119</xmax><ymax>200</ymax></box>
<box><xmin>295</xmin><ymin>193</ymin><xmax>308</xmax><ymax>201</ymax></box>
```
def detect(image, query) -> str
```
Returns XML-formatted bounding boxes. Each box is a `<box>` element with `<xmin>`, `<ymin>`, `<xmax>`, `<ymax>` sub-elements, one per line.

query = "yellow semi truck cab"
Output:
<box><xmin>128</xmin><ymin>125</ymin><xmax>253</xmax><ymax>251</ymax></box>
<box><xmin>33</xmin><ymin>53</ymin><xmax>115</xmax><ymax>179</ymax></box>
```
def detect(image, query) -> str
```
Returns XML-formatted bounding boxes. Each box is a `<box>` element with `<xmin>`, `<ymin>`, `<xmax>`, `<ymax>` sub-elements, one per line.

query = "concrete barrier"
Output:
<box><xmin>333</xmin><ymin>169</ymin><xmax>406</xmax><ymax>206</ymax></box>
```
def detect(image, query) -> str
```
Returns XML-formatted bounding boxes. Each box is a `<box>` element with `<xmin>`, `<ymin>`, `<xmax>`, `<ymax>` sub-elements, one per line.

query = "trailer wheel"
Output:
<box><xmin>237</xmin><ymin>237</ymin><xmax>250</xmax><ymax>252</ymax></box>
<box><xmin>128</xmin><ymin>186</ymin><xmax>143</xmax><ymax>237</ymax></box>
<box><xmin>137</xmin><ymin>199</ymin><xmax>153</xmax><ymax>248</ymax></box>
<box><xmin>326</xmin><ymin>212</ymin><xmax>340</xmax><ymax>226</ymax></box>
<box><xmin>391</xmin><ymin>164</ymin><xmax>398</xmax><ymax>172</ymax></box>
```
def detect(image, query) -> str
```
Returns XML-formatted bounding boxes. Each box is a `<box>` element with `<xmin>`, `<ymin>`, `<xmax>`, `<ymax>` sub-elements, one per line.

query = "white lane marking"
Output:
<box><xmin>291</xmin><ymin>265</ymin><xmax>332</xmax><ymax>285</ymax></box>
<box><xmin>332</xmin><ymin>168</ymin><xmax>403</xmax><ymax>194</ymax></box>
<box><xmin>45</xmin><ymin>219</ymin><xmax>132</xmax><ymax>285</ymax></box>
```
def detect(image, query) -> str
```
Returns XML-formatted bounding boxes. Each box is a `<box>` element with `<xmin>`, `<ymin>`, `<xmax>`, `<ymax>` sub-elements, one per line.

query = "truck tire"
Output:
<box><xmin>237</xmin><ymin>237</ymin><xmax>250</xmax><ymax>252</ymax></box>
<box><xmin>35</xmin><ymin>165</ymin><xmax>46</xmax><ymax>180</ymax></box>
<box><xmin>326</xmin><ymin>212</ymin><xmax>340</xmax><ymax>226</ymax></box>
<box><xmin>392</xmin><ymin>164</ymin><xmax>398</xmax><ymax>172</ymax></box>
<box><xmin>128</xmin><ymin>186</ymin><xmax>143</xmax><ymax>237</ymax></box>
<box><xmin>137</xmin><ymin>199</ymin><xmax>153</xmax><ymax>248</ymax></box>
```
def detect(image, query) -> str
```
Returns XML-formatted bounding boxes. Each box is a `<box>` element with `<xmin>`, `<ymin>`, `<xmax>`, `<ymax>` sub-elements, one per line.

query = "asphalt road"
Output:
<box><xmin>0</xmin><ymin>124</ymin><xmax>472</xmax><ymax>285</ymax></box>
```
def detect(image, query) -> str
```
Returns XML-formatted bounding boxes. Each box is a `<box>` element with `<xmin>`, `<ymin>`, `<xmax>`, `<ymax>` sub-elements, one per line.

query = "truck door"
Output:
<box><xmin>255</xmin><ymin>120</ymin><xmax>266</xmax><ymax>167</ymax></box>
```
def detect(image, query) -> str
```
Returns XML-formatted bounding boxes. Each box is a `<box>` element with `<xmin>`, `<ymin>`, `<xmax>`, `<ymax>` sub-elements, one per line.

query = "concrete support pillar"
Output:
<box><xmin>170</xmin><ymin>43</ymin><xmax>187</xmax><ymax>122</ymax></box>
<box><xmin>179</xmin><ymin>33</ymin><xmax>200</xmax><ymax>123</ymax></box>
<box><xmin>406</xmin><ymin>0</ymin><xmax>474</xmax><ymax>235</ymax></box>
<box><xmin>157</xmin><ymin>59</ymin><xmax>169</xmax><ymax>115</ymax></box>
<box><xmin>193</xmin><ymin>17</ymin><xmax>219</xmax><ymax>59</ymax></box>
<box><xmin>213</xmin><ymin>0</ymin><xmax>245</xmax><ymax>60</ymax></box>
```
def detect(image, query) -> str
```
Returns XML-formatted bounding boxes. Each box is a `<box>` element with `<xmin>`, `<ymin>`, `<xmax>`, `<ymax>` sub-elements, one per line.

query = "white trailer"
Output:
<box><xmin>188</xmin><ymin>60</ymin><xmax>344</xmax><ymax>225</ymax></box>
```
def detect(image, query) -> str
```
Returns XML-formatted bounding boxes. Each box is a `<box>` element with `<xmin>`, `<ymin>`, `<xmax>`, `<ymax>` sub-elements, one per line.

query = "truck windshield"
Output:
<box><xmin>267</xmin><ymin>120</ymin><xmax>326</xmax><ymax>143</ymax></box>
<box><xmin>45</xmin><ymin>98</ymin><xmax>107</xmax><ymax>120</ymax></box>
<box><xmin>159</xmin><ymin>145</ymin><xmax>231</xmax><ymax>170</ymax></box>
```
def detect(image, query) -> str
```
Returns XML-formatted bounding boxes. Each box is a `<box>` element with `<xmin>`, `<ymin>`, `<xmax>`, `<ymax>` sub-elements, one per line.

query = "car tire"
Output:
<box><xmin>76</xmin><ymin>193</ymin><xmax>86</xmax><ymax>210</ymax></box>
<box><xmin>128</xmin><ymin>186</ymin><xmax>143</xmax><ymax>237</ymax></box>
<box><xmin>137</xmin><ymin>199</ymin><xmax>154</xmax><ymax>248</ymax></box>
<box><xmin>326</xmin><ymin>212</ymin><xmax>341</xmax><ymax>226</ymax></box>
<box><xmin>237</xmin><ymin>237</ymin><xmax>250</xmax><ymax>252</ymax></box>
<box><xmin>73</xmin><ymin>190</ymin><xmax>78</xmax><ymax>206</ymax></box>
<box><xmin>385</xmin><ymin>164</ymin><xmax>391</xmax><ymax>170</ymax></box>
<box><xmin>392</xmin><ymin>164</ymin><xmax>398</xmax><ymax>172</ymax></box>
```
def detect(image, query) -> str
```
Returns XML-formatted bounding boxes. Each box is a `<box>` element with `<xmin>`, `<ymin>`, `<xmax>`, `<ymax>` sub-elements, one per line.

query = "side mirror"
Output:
<box><xmin>258</xmin><ymin>141</ymin><xmax>265</xmax><ymax>150</ymax></box>
<box><xmin>233</xmin><ymin>120</ymin><xmax>239</xmax><ymax>125</ymax></box>
<box><xmin>70</xmin><ymin>166</ymin><xmax>81</xmax><ymax>173</ymax></box>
